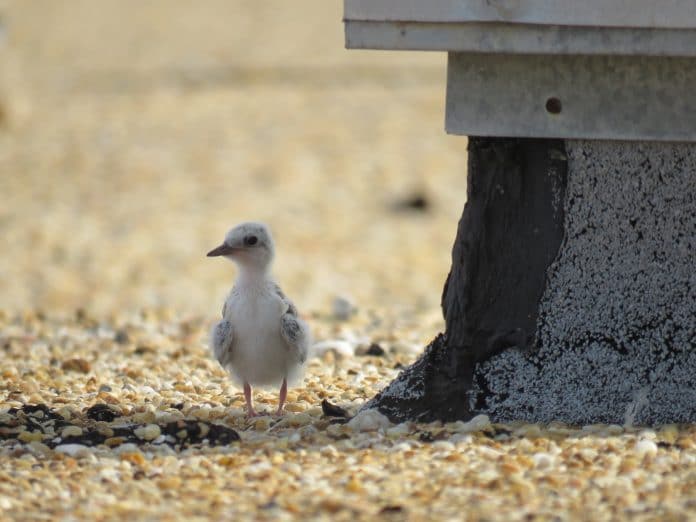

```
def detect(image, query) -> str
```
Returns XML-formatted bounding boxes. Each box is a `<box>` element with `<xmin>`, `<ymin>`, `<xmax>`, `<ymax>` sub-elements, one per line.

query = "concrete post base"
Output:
<box><xmin>366</xmin><ymin>139</ymin><xmax>696</xmax><ymax>425</ymax></box>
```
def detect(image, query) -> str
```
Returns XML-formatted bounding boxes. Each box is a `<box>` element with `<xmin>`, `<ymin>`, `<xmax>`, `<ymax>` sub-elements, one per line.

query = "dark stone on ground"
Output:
<box><xmin>364</xmin><ymin>343</ymin><xmax>386</xmax><ymax>357</ymax></box>
<box><xmin>418</xmin><ymin>431</ymin><xmax>435</xmax><ymax>443</ymax></box>
<box><xmin>61</xmin><ymin>358</ymin><xmax>91</xmax><ymax>373</ymax></box>
<box><xmin>392</xmin><ymin>191</ymin><xmax>430</xmax><ymax>212</ymax></box>
<box><xmin>1</xmin><ymin>404</ymin><xmax>240</xmax><ymax>449</ymax></box>
<box><xmin>380</xmin><ymin>505</ymin><xmax>406</xmax><ymax>515</ymax></box>
<box><xmin>321</xmin><ymin>399</ymin><xmax>349</xmax><ymax>418</ymax></box>
<box><xmin>113</xmin><ymin>329</ymin><xmax>130</xmax><ymax>344</ymax></box>
<box><xmin>134</xmin><ymin>345</ymin><xmax>156</xmax><ymax>355</ymax></box>
<box><xmin>85</xmin><ymin>403</ymin><xmax>121</xmax><ymax>422</ymax></box>
<box><xmin>162</xmin><ymin>419</ymin><xmax>241</xmax><ymax>446</ymax></box>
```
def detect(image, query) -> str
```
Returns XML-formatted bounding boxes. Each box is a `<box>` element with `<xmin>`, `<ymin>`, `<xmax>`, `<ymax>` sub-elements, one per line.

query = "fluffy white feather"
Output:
<box><xmin>207</xmin><ymin>222</ymin><xmax>310</xmax><ymax>416</ymax></box>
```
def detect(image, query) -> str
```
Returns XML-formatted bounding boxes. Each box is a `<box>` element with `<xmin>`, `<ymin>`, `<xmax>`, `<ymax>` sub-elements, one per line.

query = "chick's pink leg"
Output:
<box><xmin>244</xmin><ymin>382</ymin><xmax>259</xmax><ymax>417</ymax></box>
<box><xmin>276</xmin><ymin>378</ymin><xmax>287</xmax><ymax>416</ymax></box>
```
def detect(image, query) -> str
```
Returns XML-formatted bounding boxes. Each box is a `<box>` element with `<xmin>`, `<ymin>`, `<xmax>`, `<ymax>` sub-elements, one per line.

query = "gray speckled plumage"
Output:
<box><xmin>275</xmin><ymin>284</ymin><xmax>309</xmax><ymax>365</ymax></box>
<box><xmin>211</xmin><ymin>319</ymin><xmax>234</xmax><ymax>368</ymax></box>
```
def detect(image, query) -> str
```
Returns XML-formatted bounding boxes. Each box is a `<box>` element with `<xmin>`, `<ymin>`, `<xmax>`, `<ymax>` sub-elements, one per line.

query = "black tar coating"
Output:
<box><xmin>366</xmin><ymin>138</ymin><xmax>568</xmax><ymax>422</ymax></box>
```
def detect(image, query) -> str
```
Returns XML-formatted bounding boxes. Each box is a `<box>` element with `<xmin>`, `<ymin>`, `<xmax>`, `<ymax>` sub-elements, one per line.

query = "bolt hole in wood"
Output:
<box><xmin>546</xmin><ymin>97</ymin><xmax>562</xmax><ymax>114</ymax></box>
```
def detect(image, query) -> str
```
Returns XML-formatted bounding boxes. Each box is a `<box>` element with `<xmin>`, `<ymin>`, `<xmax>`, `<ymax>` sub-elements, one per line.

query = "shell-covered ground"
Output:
<box><xmin>1</xmin><ymin>2</ymin><xmax>695</xmax><ymax>521</ymax></box>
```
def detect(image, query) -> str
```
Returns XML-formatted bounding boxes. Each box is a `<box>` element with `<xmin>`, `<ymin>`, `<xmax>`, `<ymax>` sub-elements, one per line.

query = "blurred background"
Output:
<box><xmin>0</xmin><ymin>1</ymin><xmax>468</xmax><ymax>318</ymax></box>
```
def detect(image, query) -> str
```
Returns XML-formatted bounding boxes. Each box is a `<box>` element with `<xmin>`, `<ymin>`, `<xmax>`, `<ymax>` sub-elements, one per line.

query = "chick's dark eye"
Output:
<box><xmin>244</xmin><ymin>235</ymin><xmax>258</xmax><ymax>246</ymax></box>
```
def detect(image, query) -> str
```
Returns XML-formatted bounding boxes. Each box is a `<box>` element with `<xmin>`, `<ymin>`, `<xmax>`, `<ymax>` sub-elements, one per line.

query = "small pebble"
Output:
<box><xmin>99</xmin><ymin>468</ymin><xmax>122</xmax><ymax>483</ymax></box>
<box><xmin>532</xmin><ymin>453</ymin><xmax>554</xmax><ymax>470</ymax></box>
<box><xmin>61</xmin><ymin>358</ymin><xmax>91</xmax><ymax>373</ymax></box>
<box><xmin>312</xmin><ymin>340</ymin><xmax>356</xmax><ymax>359</ymax></box>
<box><xmin>254</xmin><ymin>417</ymin><xmax>273</xmax><ymax>431</ymax></box>
<box><xmin>432</xmin><ymin>440</ymin><xmax>455</xmax><ymax>452</ymax></box>
<box><xmin>449</xmin><ymin>415</ymin><xmax>491</xmax><ymax>433</ymax></box>
<box><xmin>634</xmin><ymin>439</ymin><xmax>658</xmax><ymax>457</ymax></box>
<box><xmin>347</xmin><ymin>409</ymin><xmax>392</xmax><ymax>432</ymax></box>
<box><xmin>114</xmin><ymin>443</ymin><xmax>141</xmax><ymax>455</ymax></box>
<box><xmin>450</xmin><ymin>433</ymin><xmax>473</xmax><ymax>445</ymax></box>
<box><xmin>281</xmin><ymin>413</ymin><xmax>313</xmax><ymax>428</ymax></box>
<box><xmin>389</xmin><ymin>442</ymin><xmax>412</xmax><ymax>453</ymax></box>
<box><xmin>104</xmin><ymin>437</ymin><xmax>126</xmax><ymax>447</ymax></box>
<box><xmin>386</xmin><ymin>423</ymin><xmax>411</xmax><ymax>438</ymax></box>
<box><xmin>61</xmin><ymin>425</ymin><xmax>83</xmax><ymax>438</ymax></box>
<box><xmin>27</xmin><ymin>441</ymin><xmax>52</xmax><ymax>456</ymax></box>
<box><xmin>55</xmin><ymin>444</ymin><xmax>93</xmax><ymax>458</ymax></box>
<box><xmin>18</xmin><ymin>431</ymin><xmax>44</xmax><ymax>443</ymax></box>
<box><xmin>134</xmin><ymin>424</ymin><xmax>161</xmax><ymax>441</ymax></box>
<box><xmin>331</xmin><ymin>296</ymin><xmax>356</xmax><ymax>321</ymax></box>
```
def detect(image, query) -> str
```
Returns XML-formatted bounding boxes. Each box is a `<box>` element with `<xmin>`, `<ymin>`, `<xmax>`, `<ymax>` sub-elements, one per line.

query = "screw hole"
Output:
<box><xmin>546</xmin><ymin>97</ymin><xmax>562</xmax><ymax>114</ymax></box>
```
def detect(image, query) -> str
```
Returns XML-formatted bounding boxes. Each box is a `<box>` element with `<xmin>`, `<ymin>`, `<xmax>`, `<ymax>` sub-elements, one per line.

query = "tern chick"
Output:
<box><xmin>207</xmin><ymin>222</ymin><xmax>310</xmax><ymax>416</ymax></box>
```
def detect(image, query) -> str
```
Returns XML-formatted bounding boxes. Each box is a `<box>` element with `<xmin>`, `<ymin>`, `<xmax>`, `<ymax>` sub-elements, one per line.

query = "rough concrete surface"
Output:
<box><xmin>475</xmin><ymin>140</ymin><xmax>696</xmax><ymax>424</ymax></box>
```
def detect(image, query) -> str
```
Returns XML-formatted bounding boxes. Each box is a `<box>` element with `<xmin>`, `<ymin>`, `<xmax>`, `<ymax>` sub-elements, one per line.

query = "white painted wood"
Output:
<box><xmin>345</xmin><ymin>0</ymin><xmax>696</xmax><ymax>29</ymax></box>
<box><xmin>445</xmin><ymin>53</ymin><xmax>696</xmax><ymax>140</ymax></box>
<box><xmin>346</xmin><ymin>21</ymin><xmax>696</xmax><ymax>57</ymax></box>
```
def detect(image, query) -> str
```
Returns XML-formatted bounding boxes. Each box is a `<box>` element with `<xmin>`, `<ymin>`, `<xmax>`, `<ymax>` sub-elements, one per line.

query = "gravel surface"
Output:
<box><xmin>2</xmin><ymin>311</ymin><xmax>695</xmax><ymax>521</ymax></box>
<box><xmin>1</xmin><ymin>2</ymin><xmax>695</xmax><ymax>520</ymax></box>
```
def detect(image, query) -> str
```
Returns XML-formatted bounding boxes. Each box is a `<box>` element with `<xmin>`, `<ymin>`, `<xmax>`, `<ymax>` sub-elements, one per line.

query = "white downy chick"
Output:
<box><xmin>207</xmin><ymin>222</ymin><xmax>310</xmax><ymax>416</ymax></box>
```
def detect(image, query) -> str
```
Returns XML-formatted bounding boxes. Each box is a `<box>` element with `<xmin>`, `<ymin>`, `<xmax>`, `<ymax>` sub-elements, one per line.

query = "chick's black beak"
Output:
<box><xmin>207</xmin><ymin>243</ymin><xmax>236</xmax><ymax>257</ymax></box>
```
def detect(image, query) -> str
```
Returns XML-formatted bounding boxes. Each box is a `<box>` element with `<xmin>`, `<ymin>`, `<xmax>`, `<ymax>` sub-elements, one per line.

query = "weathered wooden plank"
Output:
<box><xmin>346</xmin><ymin>21</ymin><xmax>696</xmax><ymax>57</ymax></box>
<box><xmin>345</xmin><ymin>0</ymin><xmax>696</xmax><ymax>29</ymax></box>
